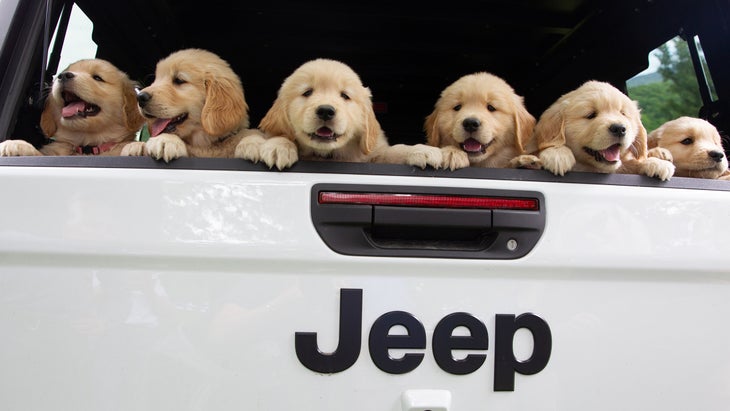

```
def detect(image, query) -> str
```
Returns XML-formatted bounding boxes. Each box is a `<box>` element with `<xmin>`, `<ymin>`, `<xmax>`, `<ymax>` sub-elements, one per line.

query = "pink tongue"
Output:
<box><xmin>316</xmin><ymin>127</ymin><xmax>334</xmax><ymax>137</ymax></box>
<box><xmin>62</xmin><ymin>101</ymin><xmax>86</xmax><ymax>118</ymax></box>
<box><xmin>600</xmin><ymin>145</ymin><xmax>621</xmax><ymax>162</ymax></box>
<box><xmin>462</xmin><ymin>138</ymin><xmax>484</xmax><ymax>153</ymax></box>
<box><xmin>150</xmin><ymin>118</ymin><xmax>173</xmax><ymax>137</ymax></box>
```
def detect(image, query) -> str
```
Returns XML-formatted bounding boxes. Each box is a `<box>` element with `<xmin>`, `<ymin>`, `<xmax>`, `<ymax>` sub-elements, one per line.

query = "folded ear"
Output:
<box><xmin>512</xmin><ymin>96</ymin><xmax>536</xmax><ymax>153</ymax></box>
<box><xmin>424</xmin><ymin>108</ymin><xmax>441</xmax><ymax>147</ymax></box>
<box><xmin>534</xmin><ymin>102</ymin><xmax>566</xmax><ymax>151</ymax></box>
<box><xmin>202</xmin><ymin>74</ymin><xmax>249</xmax><ymax>136</ymax></box>
<box><xmin>258</xmin><ymin>94</ymin><xmax>295</xmax><ymax>140</ymax></box>
<box><xmin>647</xmin><ymin>127</ymin><xmax>661</xmax><ymax>149</ymax></box>
<box><xmin>122</xmin><ymin>80</ymin><xmax>145</xmax><ymax>132</ymax></box>
<box><xmin>631</xmin><ymin>122</ymin><xmax>649</xmax><ymax>160</ymax></box>
<box><xmin>361</xmin><ymin>96</ymin><xmax>383</xmax><ymax>154</ymax></box>
<box><xmin>39</xmin><ymin>100</ymin><xmax>57</xmax><ymax>138</ymax></box>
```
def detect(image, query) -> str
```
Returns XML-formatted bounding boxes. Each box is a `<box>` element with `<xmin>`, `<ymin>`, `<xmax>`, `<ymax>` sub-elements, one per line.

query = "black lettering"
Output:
<box><xmin>432</xmin><ymin>312</ymin><xmax>488</xmax><ymax>375</ymax></box>
<box><xmin>369</xmin><ymin>311</ymin><xmax>426</xmax><ymax>374</ymax></box>
<box><xmin>295</xmin><ymin>288</ymin><xmax>362</xmax><ymax>373</ymax></box>
<box><xmin>494</xmin><ymin>313</ymin><xmax>552</xmax><ymax>391</ymax></box>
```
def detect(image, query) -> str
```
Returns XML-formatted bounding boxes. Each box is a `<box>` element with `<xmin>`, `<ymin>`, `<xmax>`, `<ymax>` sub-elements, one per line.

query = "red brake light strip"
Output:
<box><xmin>319</xmin><ymin>192</ymin><xmax>539</xmax><ymax>210</ymax></box>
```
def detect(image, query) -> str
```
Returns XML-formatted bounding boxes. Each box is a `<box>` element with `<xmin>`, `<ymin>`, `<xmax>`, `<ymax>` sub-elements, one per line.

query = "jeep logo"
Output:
<box><xmin>294</xmin><ymin>288</ymin><xmax>552</xmax><ymax>391</ymax></box>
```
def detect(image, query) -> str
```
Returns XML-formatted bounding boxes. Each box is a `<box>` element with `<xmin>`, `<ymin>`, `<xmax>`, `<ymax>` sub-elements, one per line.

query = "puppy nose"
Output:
<box><xmin>609</xmin><ymin>123</ymin><xmax>626</xmax><ymax>137</ymax></box>
<box><xmin>462</xmin><ymin>118</ymin><xmax>481</xmax><ymax>133</ymax></box>
<box><xmin>58</xmin><ymin>72</ymin><xmax>75</xmax><ymax>82</ymax></box>
<box><xmin>709</xmin><ymin>150</ymin><xmax>725</xmax><ymax>162</ymax></box>
<box><xmin>136</xmin><ymin>91</ymin><xmax>152</xmax><ymax>108</ymax></box>
<box><xmin>316</xmin><ymin>105</ymin><xmax>336</xmax><ymax>121</ymax></box>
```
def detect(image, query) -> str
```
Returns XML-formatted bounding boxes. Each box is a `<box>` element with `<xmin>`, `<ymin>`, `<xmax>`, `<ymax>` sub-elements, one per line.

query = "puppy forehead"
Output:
<box><xmin>64</xmin><ymin>59</ymin><xmax>123</xmax><ymax>79</ymax></box>
<box><xmin>666</xmin><ymin>118</ymin><xmax>722</xmax><ymax>144</ymax></box>
<box><xmin>442</xmin><ymin>73</ymin><xmax>513</xmax><ymax>105</ymax></box>
<box><xmin>290</xmin><ymin>59</ymin><xmax>364</xmax><ymax>92</ymax></box>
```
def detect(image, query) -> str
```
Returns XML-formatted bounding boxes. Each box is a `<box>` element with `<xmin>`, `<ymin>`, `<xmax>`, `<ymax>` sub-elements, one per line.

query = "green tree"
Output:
<box><xmin>655</xmin><ymin>38</ymin><xmax>702</xmax><ymax>118</ymax></box>
<box><xmin>628</xmin><ymin>37</ymin><xmax>703</xmax><ymax>132</ymax></box>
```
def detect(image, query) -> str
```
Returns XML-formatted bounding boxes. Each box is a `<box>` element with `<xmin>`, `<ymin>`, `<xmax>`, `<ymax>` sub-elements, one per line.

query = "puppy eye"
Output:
<box><xmin>487</xmin><ymin>104</ymin><xmax>496</xmax><ymax>112</ymax></box>
<box><xmin>92</xmin><ymin>75</ymin><xmax>104</xmax><ymax>82</ymax></box>
<box><xmin>681</xmin><ymin>137</ymin><xmax>694</xmax><ymax>145</ymax></box>
<box><xmin>302</xmin><ymin>89</ymin><xmax>313</xmax><ymax>97</ymax></box>
<box><xmin>586</xmin><ymin>111</ymin><xmax>597</xmax><ymax>119</ymax></box>
<box><xmin>453</xmin><ymin>104</ymin><xmax>462</xmax><ymax>112</ymax></box>
<box><xmin>173</xmin><ymin>77</ymin><xmax>186</xmax><ymax>85</ymax></box>
<box><xmin>341</xmin><ymin>92</ymin><xmax>350</xmax><ymax>100</ymax></box>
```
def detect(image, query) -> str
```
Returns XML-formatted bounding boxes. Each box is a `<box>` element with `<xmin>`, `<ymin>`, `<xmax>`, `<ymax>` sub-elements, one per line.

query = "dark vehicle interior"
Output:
<box><xmin>1</xmin><ymin>0</ymin><xmax>728</xmax><ymax>153</ymax></box>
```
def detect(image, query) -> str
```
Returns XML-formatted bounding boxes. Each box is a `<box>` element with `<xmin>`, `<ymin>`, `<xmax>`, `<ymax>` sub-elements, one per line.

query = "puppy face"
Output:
<box><xmin>649</xmin><ymin>116</ymin><xmax>728</xmax><ymax>178</ymax></box>
<box><xmin>425</xmin><ymin>72</ymin><xmax>535</xmax><ymax>166</ymax></box>
<box><xmin>259</xmin><ymin>58</ymin><xmax>383</xmax><ymax>158</ymax></box>
<box><xmin>40</xmin><ymin>59</ymin><xmax>143</xmax><ymax>143</ymax></box>
<box><xmin>137</xmin><ymin>48</ymin><xmax>249</xmax><ymax>145</ymax></box>
<box><xmin>535</xmin><ymin>81</ymin><xmax>646</xmax><ymax>173</ymax></box>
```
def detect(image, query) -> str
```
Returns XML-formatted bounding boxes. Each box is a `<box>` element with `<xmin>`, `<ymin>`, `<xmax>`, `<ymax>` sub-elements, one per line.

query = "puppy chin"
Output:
<box><xmin>574</xmin><ymin>152</ymin><xmax>622</xmax><ymax>173</ymax></box>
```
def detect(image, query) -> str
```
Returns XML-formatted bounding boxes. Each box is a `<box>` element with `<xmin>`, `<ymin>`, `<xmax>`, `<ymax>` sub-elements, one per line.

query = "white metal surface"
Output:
<box><xmin>1</xmin><ymin>166</ymin><xmax>729</xmax><ymax>410</ymax></box>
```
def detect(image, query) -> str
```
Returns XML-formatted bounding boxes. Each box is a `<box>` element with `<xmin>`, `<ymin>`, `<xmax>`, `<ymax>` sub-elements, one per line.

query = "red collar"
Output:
<box><xmin>75</xmin><ymin>142</ymin><xmax>118</xmax><ymax>155</ymax></box>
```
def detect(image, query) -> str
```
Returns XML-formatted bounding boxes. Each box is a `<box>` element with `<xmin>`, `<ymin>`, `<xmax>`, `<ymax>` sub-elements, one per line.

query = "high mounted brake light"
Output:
<box><xmin>318</xmin><ymin>192</ymin><xmax>539</xmax><ymax>211</ymax></box>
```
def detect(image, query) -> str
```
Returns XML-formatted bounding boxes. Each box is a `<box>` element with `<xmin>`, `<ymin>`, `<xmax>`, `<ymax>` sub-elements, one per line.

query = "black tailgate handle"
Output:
<box><xmin>311</xmin><ymin>184</ymin><xmax>545</xmax><ymax>259</ymax></box>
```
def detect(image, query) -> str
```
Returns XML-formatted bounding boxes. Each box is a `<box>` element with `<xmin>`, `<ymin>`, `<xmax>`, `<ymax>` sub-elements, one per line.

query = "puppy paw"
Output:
<box><xmin>120</xmin><ymin>141</ymin><xmax>147</xmax><ymax>156</ymax></box>
<box><xmin>440</xmin><ymin>146</ymin><xmax>470</xmax><ymax>170</ymax></box>
<box><xmin>509</xmin><ymin>154</ymin><xmax>542</xmax><ymax>169</ymax></box>
<box><xmin>647</xmin><ymin>147</ymin><xmax>673</xmax><ymax>162</ymax></box>
<box><xmin>0</xmin><ymin>140</ymin><xmax>42</xmax><ymax>156</ymax></box>
<box><xmin>642</xmin><ymin>157</ymin><xmax>675</xmax><ymax>181</ymax></box>
<box><xmin>539</xmin><ymin>146</ymin><xmax>575</xmax><ymax>176</ymax></box>
<box><xmin>145</xmin><ymin>134</ymin><xmax>188</xmax><ymax>162</ymax></box>
<box><xmin>406</xmin><ymin>145</ymin><xmax>443</xmax><ymax>169</ymax></box>
<box><xmin>234</xmin><ymin>134</ymin><xmax>266</xmax><ymax>163</ymax></box>
<box><xmin>260</xmin><ymin>137</ymin><xmax>298</xmax><ymax>170</ymax></box>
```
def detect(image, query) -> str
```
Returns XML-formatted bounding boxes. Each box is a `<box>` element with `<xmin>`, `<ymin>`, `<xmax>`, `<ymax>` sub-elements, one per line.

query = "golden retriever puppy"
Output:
<box><xmin>424</xmin><ymin>72</ymin><xmax>536</xmax><ymax>170</ymax></box>
<box><xmin>0</xmin><ymin>58</ymin><xmax>144</xmax><ymax>156</ymax></box>
<box><xmin>514</xmin><ymin>80</ymin><xmax>674</xmax><ymax>180</ymax></box>
<box><xmin>131</xmin><ymin>48</ymin><xmax>268</xmax><ymax>162</ymax></box>
<box><xmin>647</xmin><ymin>116</ymin><xmax>729</xmax><ymax>179</ymax></box>
<box><xmin>239</xmin><ymin>58</ymin><xmax>443</xmax><ymax>170</ymax></box>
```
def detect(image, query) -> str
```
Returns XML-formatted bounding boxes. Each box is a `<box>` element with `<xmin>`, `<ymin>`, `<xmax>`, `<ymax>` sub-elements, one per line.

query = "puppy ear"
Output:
<box><xmin>534</xmin><ymin>102</ymin><xmax>566</xmax><ymax>151</ymax></box>
<box><xmin>512</xmin><ymin>97</ymin><xmax>536</xmax><ymax>153</ymax></box>
<box><xmin>39</xmin><ymin>100</ymin><xmax>57</xmax><ymax>138</ymax></box>
<box><xmin>630</xmin><ymin>122</ymin><xmax>649</xmax><ymax>160</ymax></box>
<box><xmin>201</xmin><ymin>74</ymin><xmax>249</xmax><ymax>136</ymax></box>
<box><xmin>424</xmin><ymin>109</ymin><xmax>441</xmax><ymax>147</ymax></box>
<box><xmin>259</xmin><ymin>95</ymin><xmax>295</xmax><ymax>140</ymax></box>
<box><xmin>122</xmin><ymin>80</ymin><xmax>145</xmax><ymax>132</ymax></box>
<box><xmin>361</xmin><ymin>96</ymin><xmax>383</xmax><ymax>154</ymax></box>
<box><xmin>647</xmin><ymin>127</ymin><xmax>661</xmax><ymax>149</ymax></box>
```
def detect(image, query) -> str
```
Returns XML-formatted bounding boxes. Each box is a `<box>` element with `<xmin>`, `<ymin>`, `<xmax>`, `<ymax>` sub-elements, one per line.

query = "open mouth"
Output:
<box><xmin>584</xmin><ymin>144</ymin><xmax>621</xmax><ymax>163</ymax></box>
<box><xmin>61</xmin><ymin>92</ymin><xmax>100</xmax><ymax>118</ymax></box>
<box><xmin>460</xmin><ymin>137</ymin><xmax>490</xmax><ymax>154</ymax></box>
<box><xmin>310</xmin><ymin>126</ymin><xmax>340</xmax><ymax>141</ymax></box>
<box><xmin>148</xmin><ymin>113</ymin><xmax>188</xmax><ymax>137</ymax></box>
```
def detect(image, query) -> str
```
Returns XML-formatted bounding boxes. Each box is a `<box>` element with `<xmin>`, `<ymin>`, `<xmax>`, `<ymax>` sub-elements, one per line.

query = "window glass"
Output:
<box><xmin>49</xmin><ymin>3</ymin><xmax>97</xmax><ymax>73</ymax></box>
<box><xmin>626</xmin><ymin>36</ymin><xmax>703</xmax><ymax>132</ymax></box>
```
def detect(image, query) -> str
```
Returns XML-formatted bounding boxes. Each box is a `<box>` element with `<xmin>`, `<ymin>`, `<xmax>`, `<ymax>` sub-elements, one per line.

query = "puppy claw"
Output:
<box><xmin>647</xmin><ymin>147</ymin><xmax>673</xmax><ymax>162</ymax></box>
<box><xmin>540</xmin><ymin>146</ymin><xmax>575</xmax><ymax>176</ymax></box>
<box><xmin>235</xmin><ymin>134</ymin><xmax>266</xmax><ymax>163</ymax></box>
<box><xmin>440</xmin><ymin>146</ymin><xmax>469</xmax><ymax>170</ymax></box>
<box><xmin>120</xmin><ymin>141</ymin><xmax>147</xmax><ymax>156</ymax></box>
<box><xmin>642</xmin><ymin>157</ymin><xmax>675</xmax><ymax>181</ymax></box>
<box><xmin>260</xmin><ymin>137</ymin><xmax>298</xmax><ymax>170</ymax></box>
<box><xmin>509</xmin><ymin>154</ymin><xmax>542</xmax><ymax>170</ymax></box>
<box><xmin>0</xmin><ymin>140</ymin><xmax>42</xmax><ymax>156</ymax></box>
<box><xmin>406</xmin><ymin>145</ymin><xmax>443</xmax><ymax>169</ymax></box>
<box><xmin>145</xmin><ymin>134</ymin><xmax>188</xmax><ymax>163</ymax></box>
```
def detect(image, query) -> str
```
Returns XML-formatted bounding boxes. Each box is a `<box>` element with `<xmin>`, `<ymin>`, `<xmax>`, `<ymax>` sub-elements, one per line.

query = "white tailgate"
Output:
<box><xmin>1</xmin><ymin>166</ymin><xmax>729</xmax><ymax>411</ymax></box>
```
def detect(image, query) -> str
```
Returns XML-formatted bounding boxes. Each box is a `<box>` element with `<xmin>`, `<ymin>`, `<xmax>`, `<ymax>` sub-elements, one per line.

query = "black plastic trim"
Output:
<box><xmin>311</xmin><ymin>183</ymin><xmax>546</xmax><ymax>259</ymax></box>
<box><xmin>1</xmin><ymin>156</ymin><xmax>730</xmax><ymax>191</ymax></box>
